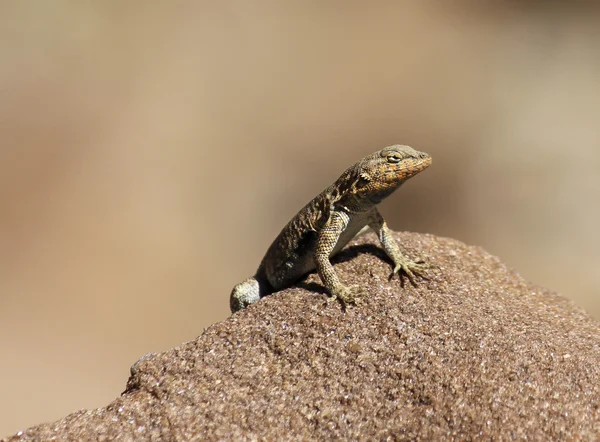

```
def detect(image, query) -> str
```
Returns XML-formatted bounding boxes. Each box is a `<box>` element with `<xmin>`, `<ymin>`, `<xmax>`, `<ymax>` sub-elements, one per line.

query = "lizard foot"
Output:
<box><xmin>327</xmin><ymin>284</ymin><xmax>366</xmax><ymax>309</ymax></box>
<box><xmin>391</xmin><ymin>258</ymin><xmax>430</xmax><ymax>287</ymax></box>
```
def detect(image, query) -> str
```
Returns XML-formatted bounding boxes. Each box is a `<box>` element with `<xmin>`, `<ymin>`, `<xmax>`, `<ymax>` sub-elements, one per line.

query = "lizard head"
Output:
<box><xmin>336</xmin><ymin>145</ymin><xmax>432</xmax><ymax>209</ymax></box>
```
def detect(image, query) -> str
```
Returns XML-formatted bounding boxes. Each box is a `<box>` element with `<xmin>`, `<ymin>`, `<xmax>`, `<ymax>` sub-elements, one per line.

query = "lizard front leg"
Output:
<box><xmin>368</xmin><ymin>209</ymin><xmax>428</xmax><ymax>285</ymax></box>
<box><xmin>315</xmin><ymin>211</ymin><xmax>364</xmax><ymax>306</ymax></box>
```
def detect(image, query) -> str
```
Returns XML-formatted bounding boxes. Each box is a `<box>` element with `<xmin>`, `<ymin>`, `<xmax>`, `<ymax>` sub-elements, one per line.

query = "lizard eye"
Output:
<box><xmin>386</xmin><ymin>154</ymin><xmax>402</xmax><ymax>164</ymax></box>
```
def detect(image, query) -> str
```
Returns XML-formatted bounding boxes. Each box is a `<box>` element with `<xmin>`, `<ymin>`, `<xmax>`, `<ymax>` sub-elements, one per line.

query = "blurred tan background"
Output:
<box><xmin>1</xmin><ymin>1</ymin><xmax>599</xmax><ymax>436</ymax></box>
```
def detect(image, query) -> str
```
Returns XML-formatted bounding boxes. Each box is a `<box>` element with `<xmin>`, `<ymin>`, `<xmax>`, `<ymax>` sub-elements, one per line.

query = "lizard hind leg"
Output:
<box><xmin>230</xmin><ymin>277</ymin><xmax>265</xmax><ymax>313</ymax></box>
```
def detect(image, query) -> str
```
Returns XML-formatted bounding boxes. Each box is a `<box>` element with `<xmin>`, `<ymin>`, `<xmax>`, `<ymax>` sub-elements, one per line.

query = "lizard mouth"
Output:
<box><xmin>392</xmin><ymin>156</ymin><xmax>432</xmax><ymax>180</ymax></box>
<box><xmin>414</xmin><ymin>156</ymin><xmax>432</xmax><ymax>169</ymax></box>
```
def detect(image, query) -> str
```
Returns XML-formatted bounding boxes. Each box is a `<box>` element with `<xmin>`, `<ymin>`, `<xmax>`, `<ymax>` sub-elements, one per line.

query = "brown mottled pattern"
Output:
<box><xmin>230</xmin><ymin>145</ymin><xmax>432</xmax><ymax>312</ymax></box>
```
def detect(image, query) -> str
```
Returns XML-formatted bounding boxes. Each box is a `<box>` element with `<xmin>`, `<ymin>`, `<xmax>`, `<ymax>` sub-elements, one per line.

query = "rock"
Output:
<box><xmin>4</xmin><ymin>232</ymin><xmax>600</xmax><ymax>441</ymax></box>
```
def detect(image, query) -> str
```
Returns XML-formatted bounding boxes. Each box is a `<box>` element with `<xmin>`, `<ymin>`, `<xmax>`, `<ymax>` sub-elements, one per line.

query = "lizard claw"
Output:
<box><xmin>327</xmin><ymin>284</ymin><xmax>365</xmax><ymax>308</ymax></box>
<box><xmin>391</xmin><ymin>259</ymin><xmax>430</xmax><ymax>287</ymax></box>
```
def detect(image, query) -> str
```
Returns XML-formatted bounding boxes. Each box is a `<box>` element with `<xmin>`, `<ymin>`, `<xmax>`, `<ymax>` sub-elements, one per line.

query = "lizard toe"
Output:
<box><xmin>329</xmin><ymin>284</ymin><xmax>365</xmax><ymax>308</ymax></box>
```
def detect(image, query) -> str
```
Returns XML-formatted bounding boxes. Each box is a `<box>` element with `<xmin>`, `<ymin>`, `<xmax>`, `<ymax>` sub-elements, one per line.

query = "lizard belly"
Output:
<box><xmin>330</xmin><ymin>214</ymin><xmax>369</xmax><ymax>257</ymax></box>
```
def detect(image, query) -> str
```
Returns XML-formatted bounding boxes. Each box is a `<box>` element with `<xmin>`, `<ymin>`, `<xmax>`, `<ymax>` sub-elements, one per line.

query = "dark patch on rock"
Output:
<box><xmin>4</xmin><ymin>232</ymin><xmax>600</xmax><ymax>441</ymax></box>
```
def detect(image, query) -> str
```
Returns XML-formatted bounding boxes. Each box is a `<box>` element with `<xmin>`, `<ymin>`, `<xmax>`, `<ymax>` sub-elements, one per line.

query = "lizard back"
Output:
<box><xmin>257</xmin><ymin>192</ymin><xmax>331</xmax><ymax>290</ymax></box>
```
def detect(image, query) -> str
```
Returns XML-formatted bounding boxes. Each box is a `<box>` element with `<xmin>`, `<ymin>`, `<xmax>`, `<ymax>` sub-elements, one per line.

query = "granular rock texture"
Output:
<box><xmin>4</xmin><ymin>232</ymin><xmax>600</xmax><ymax>441</ymax></box>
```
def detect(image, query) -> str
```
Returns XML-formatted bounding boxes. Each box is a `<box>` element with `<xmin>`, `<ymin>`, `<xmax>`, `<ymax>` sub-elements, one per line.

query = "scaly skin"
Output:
<box><xmin>230</xmin><ymin>145</ymin><xmax>432</xmax><ymax>313</ymax></box>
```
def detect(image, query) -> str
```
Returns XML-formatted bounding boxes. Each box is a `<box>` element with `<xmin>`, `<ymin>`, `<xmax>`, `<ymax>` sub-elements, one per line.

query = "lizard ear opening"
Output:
<box><xmin>349</xmin><ymin>171</ymin><xmax>371</xmax><ymax>194</ymax></box>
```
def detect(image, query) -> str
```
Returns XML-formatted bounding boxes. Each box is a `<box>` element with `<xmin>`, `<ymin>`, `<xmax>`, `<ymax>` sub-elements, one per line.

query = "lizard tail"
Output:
<box><xmin>230</xmin><ymin>277</ymin><xmax>263</xmax><ymax>313</ymax></box>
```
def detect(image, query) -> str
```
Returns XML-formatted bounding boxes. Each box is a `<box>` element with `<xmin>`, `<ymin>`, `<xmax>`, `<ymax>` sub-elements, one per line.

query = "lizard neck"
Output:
<box><xmin>363</xmin><ymin>183</ymin><xmax>402</xmax><ymax>205</ymax></box>
<box><xmin>337</xmin><ymin>182</ymin><xmax>403</xmax><ymax>213</ymax></box>
<box><xmin>336</xmin><ymin>194</ymin><xmax>374</xmax><ymax>214</ymax></box>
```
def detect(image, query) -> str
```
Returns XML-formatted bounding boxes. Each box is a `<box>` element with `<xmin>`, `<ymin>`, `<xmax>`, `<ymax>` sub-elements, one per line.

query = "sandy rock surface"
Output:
<box><xmin>4</xmin><ymin>232</ymin><xmax>599</xmax><ymax>441</ymax></box>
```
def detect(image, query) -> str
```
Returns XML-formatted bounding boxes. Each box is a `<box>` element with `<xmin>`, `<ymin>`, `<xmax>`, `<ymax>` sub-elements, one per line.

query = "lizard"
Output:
<box><xmin>230</xmin><ymin>145</ymin><xmax>432</xmax><ymax>313</ymax></box>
